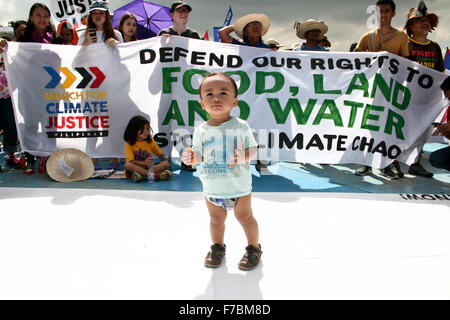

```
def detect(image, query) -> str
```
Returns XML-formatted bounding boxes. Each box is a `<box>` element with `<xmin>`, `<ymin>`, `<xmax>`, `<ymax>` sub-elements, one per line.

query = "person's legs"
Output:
<box><xmin>234</xmin><ymin>194</ymin><xmax>259</xmax><ymax>248</ymax></box>
<box><xmin>429</xmin><ymin>146</ymin><xmax>450</xmax><ymax>171</ymax></box>
<box><xmin>205</xmin><ymin>198</ymin><xmax>228</xmax><ymax>246</ymax></box>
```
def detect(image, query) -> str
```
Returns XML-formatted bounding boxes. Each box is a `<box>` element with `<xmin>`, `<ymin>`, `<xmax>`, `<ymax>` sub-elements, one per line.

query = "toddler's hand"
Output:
<box><xmin>229</xmin><ymin>142</ymin><xmax>244</xmax><ymax>168</ymax></box>
<box><xmin>181</xmin><ymin>147</ymin><xmax>195</xmax><ymax>165</ymax></box>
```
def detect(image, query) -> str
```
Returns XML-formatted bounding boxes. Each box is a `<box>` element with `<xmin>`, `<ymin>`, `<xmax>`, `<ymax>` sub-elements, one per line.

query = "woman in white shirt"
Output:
<box><xmin>79</xmin><ymin>1</ymin><xmax>123</xmax><ymax>46</ymax></box>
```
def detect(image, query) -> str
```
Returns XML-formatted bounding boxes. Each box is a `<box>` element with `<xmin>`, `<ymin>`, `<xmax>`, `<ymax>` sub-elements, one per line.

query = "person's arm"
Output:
<box><xmin>218</xmin><ymin>25</ymin><xmax>235</xmax><ymax>44</ymax></box>
<box><xmin>437</xmin><ymin>123</ymin><xmax>450</xmax><ymax>140</ymax></box>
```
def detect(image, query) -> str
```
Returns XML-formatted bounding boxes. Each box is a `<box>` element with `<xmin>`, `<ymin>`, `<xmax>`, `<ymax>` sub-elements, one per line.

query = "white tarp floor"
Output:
<box><xmin>0</xmin><ymin>188</ymin><xmax>449</xmax><ymax>299</ymax></box>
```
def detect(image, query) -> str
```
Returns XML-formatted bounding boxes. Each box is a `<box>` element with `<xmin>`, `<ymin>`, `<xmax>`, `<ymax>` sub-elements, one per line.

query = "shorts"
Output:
<box><xmin>207</xmin><ymin>197</ymin><xmax>237</xmax><ymax>211</ymax></box>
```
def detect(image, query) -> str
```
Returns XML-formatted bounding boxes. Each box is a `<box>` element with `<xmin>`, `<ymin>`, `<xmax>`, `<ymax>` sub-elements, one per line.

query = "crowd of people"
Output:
<box><xmin>0</xmin><ymin>0</ymin><xmax>449</xmax><ymax>271</ymax></box>
<box><xmin>0</xmin><ymin>0</ymin><xmax>449</xmax><ymax>178</ymax></box>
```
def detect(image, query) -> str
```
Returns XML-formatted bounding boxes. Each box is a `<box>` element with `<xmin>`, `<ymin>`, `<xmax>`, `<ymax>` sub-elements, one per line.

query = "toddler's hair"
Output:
<box><xmin>123</xmin><ymin>115</ymin><xmax>153</xmax><ymax>145</ymax></box>
<box><xmin>199</xmin><ymin>72</ymin><xmax>238</xmax><ymax>98</ymax></box>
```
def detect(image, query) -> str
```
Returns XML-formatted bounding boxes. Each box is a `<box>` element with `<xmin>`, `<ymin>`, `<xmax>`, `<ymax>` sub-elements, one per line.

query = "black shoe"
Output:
<box><xmin>255</xmin><ymin>160</ymin><xmax>268</xmax><ymax>172</ymax></box>
<box><xmin>380</xmin><ymin>164</ymin><xmax>400</xmax><ymax>179</ymax></box>
<box><xmin>355</xmin><ymin>165</ymin><xmax>372</xmax><ymax>176</ymax></box>
<box><xmin>204</xmin><ymin>244</ymin><xmax>226</xmax><ymax>268</ymax></box>
<box><xmin>238</xmin><ymin>244</ymin><xmax>262</xmax><ymax>271</ymax></box>
<box><xmin>408</xmin><ymin>163</ymin><xmax>433</xmax><ymax>178</ymax></box>
<box><xmin>392</xmin><ymin>160</ymin><xmax>404</xmax><ymax>178</ymax></box>
<box><xmin>181</xmin><ymin>161</ymin><xmax>196</xmax><ymax>172</ymax></box>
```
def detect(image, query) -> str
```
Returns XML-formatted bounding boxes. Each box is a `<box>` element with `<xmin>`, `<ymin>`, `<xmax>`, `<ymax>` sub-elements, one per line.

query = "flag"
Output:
<box><xmin>213</xmin><ymin>27</ymin><xmax>221</xmax><ymax>42</ymax></box>
<box><xmin>203</xmin><ymin>30</ymin><xmax>209</xmax><ymax>41</ymax></box>
<box><xmin>445</xmin><ymin>47</ymin><xmax>450</xmax><ymax>75</ymax></box>
<box><xmin>223</xmin><ymin>6</ymin><xmax>233</xmax><ymax>26</ymax></box>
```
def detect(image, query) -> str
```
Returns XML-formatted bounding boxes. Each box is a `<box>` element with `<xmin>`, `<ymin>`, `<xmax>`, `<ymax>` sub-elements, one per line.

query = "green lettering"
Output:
<box><xmin>162</xmin><ymin>100</ymin><xmax>185</xmax><ymax>126</ymax></box>
<box><xmin>361</xmin><ymin>104</ymin><xmax>384</xmax><ymax>131</ymax></box>
<box><xmin>370</xmin><ymin>73</ymin><xmax>393</xmax><ymax>101</ymax></box>
<box><xmin>312</xmin><ymin>99</ymin><xmax>344</xmax><ymax>127</ymax></box>
<box><xmin>183</xmin><ymin>69</ymin><xmax>209</xmax><ymax>95</ymax></box>
<box><xmin>384</xmin><ymin>109</ymin><xmax>405</xmax><ymax>140</ymax></box>
<box><xmin>343</xmin><ymin>100</ymin><xmax>364</xmax><ymax>128</ymax></box>
<box><xmin>313</xmin><ymin>74</ymin><xmax>342</xmax><ymax>94</ymax></box>
<box><xmin>225</xmin><ymin>71</ymin><xmax>250</xmax><ymax>95</ymax></box>
<box><xmin>256</xmin><ymin>72</ymin><xmax>285</xmax><ymax>94</ymax></box>
<box><xmin>267</xmin><ymin>98</ymin><xmax>316</xmax><ymax>125</ymax></box>
<box><xmin>162</xmin><ymin>67</ymin><xmax>181</xmax><ymax>94</ymax></box>
<box><xmin>392</xmin><ymin>81</ymin><xmax>411</xmax><ymax>111</ymax></box>
<box><xmin>237</xmin><ymin>100</ymin><xmax>250</xmax><ymax>120</ymax></box>
<box><xmin>188</xmin><ymin>100</ymin><xmax>209</xmax><ymax>126</ymax></box>
<box><xmin>345</xmin><ymin>73</ymin><xmax>369</xmax><ymax>97</ymax></box>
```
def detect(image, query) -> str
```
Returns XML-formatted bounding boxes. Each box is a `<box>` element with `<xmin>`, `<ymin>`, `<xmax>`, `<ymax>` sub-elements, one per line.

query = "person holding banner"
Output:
<box><xmin>0</xmin><ymin>3</ymin><xmax>63</xmax><ymax>174</ymax></box>
<box><xmin>157</xmin><ymin>1</ymin><xmax>200</xmax><ymax>40</ymax></box>
<box><xmin>429</xmin><ymin>77</ymin><xmax>450</xmax><ymax>172</ymax></box>
<box><xmin>218</xmin><ymin>13</ymin><xmax>270</xmax><ymax>49</ymax></box>
<box><xmin>402</xmin><ymin>1</ymin><xmax>444</xmax><ymax>178</ymax></box>
<box><xmin>354</xmin><ymin>0</ymin><xmax>409</xmax><ymax>179</ymax></box>
<box><xmin>218</xmin><ymin>13</ymin><xmax>271</xmax><ymax>172</ymax></box>
<box><xmin>79</xmin><ymin>1</ymin><xmax>123</xmax><ymax>170</ymax></box>
<box><xmin>79</xmin><ymin>1</ymin><xmax>123</xmax><ymax>47</ymax></box>
<box><xmin>117</xmin><ymin>13</ymin><xmax>138</xmax><ymax>42</ymax></box>
<box><xmin>182</xmin><ymin>73</ymin><xmax>262</xmax><ymax>271</ymax></box>
<box><xmin>158</xmin><ymin>1</ymin><xmax>200</xmax><ymax>172</ymax></box>
<box><xmin>293</xmin><ymin>19</ymin><xmax>329</xmax><ymax>52</ymax></box>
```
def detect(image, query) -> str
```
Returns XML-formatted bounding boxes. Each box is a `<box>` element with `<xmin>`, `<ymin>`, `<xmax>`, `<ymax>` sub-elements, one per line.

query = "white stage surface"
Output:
<box><xmin>0</xmin><ymin>188</ymin><xmax>449</xmax><ymax>300</ymax></box>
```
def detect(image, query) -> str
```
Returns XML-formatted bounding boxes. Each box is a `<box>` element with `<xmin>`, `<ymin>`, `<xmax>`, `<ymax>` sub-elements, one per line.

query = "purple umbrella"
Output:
<box><xmin>112</xmin><ymin>0</ymin><xmax>173</xmax><ymax>40</ymax></box>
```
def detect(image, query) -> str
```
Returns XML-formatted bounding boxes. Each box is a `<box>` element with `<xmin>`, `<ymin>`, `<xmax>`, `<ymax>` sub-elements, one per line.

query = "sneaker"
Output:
<box><xmin>392</xmin><ymin>160</ymin><xmax>404</xmax><ymax>178</ymax></box>
<box><xmin>408</xmin><ymin>163</ymin><xmax>433</xmax><ymax>178</ymax></box>
<box><xmin>24</xmin><ymin>162</ymin><xmax>34</xmax><ymax>175</ymax></box>
<box><xmin>131</xmin><ymin>172</ymin><xmax>144</xmax><ymax>182</ymax></box>
<box><xmin>380</xmin><ymin>164</ymin><xmax>399</xmax><ymax>179</ymax></box>
<box><xmin>204</xmin><ymin>244</ymin><xmax>226</xmax><ymax>268</ymax></box>
<box><xmin>355</xmin><ymin>165</ymin><xmax>372</xmax><ymax>176</ymax></box>
<box><xmin>181</xmin><ymin>161</ymin><xmax>196</xmax><ymax>172</ymax></box>
<box><xmin>255</xmin><ymin>160</ymin><xmax>268</xmax><ymax>172</ymax></box>
<box><xmin>155</xmin><ymin>169</ymin><xmax>172</xmax><ymax>181</ymax></box>
<box><xmin>238</xmin><ymin>244</ymin><xmax>262</xmax><ymax>271</ymax></box>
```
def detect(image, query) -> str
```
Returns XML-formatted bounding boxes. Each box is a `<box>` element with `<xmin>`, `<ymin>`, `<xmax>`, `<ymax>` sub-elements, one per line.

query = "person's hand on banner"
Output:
<box><xmin>105</xmin><ymin>37</ymin><xmax>120</xmax><ymax>47</ymax></box>
<box><xmin>0</xmin><ymin>39</ymin><xmax>8</xmax><ymax>53</ymax></box>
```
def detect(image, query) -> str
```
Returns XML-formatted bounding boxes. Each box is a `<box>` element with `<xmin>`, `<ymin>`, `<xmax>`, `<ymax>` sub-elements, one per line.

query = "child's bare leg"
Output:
<box><xmin>234</xmin><ymin>194</ymin><xmax>259</xmax><ymax>247</ymax></box>
<box><xmin>124</xmin><ymin>162</ymin><xmax>147</xmax><ymax>175</ymax></box>
<box><xmin>205</xmin><ymin>198</ymin><xmax>227</xmax><ymax>246</ymax></box>
<box><xmin>152</xmin><ymin>160</ymin><xmax>170</xmax><ymax>173</ymax></box>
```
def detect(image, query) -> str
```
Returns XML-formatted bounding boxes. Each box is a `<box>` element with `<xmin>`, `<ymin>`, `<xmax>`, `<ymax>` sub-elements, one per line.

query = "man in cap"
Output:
<box><xmin>293</xmin><ymin>19</ymin><xmax>329</xmax><ymax>51</ymax></box>
<box><xmin>158</xmin><ymin>1</ymin><xmax>200</xmax><ymax>39</ymax></box>
<box><xmin>158</xmin><ymin>1</ymin><xmax>200</xmax><ymax>171</ymax></box>
<box><xmin>354</xmin><ymin>0</ymin><xmax>409</xmax><ymax>179</ymax></box>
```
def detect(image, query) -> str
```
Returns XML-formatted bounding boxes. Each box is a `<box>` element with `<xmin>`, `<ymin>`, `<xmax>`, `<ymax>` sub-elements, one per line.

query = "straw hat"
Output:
<box><xmin>46</xmin><ymin>148</ymin><xmax>94</xmax><ymax>182</ymax></box>
<box><xmin>294</xmin><ymin>19</ymin><xmax>328</xmax><ymax>39</ymax></box>
<box><xmin>233</xmin><ymin>13</ymin><xmax>270</xmax><ymax>39</ymax></box>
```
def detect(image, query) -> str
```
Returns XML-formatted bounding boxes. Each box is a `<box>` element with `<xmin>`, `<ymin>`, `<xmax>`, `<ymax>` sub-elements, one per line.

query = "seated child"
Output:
<box><xmin>182</xmin><ymin>72</ymin><xmax>262</xmax><ymax>270</ymax></box>
<box><xmin>123</xmin><ymin>115</ymin><xmax>171</xmax><ymax>182</ymax></box>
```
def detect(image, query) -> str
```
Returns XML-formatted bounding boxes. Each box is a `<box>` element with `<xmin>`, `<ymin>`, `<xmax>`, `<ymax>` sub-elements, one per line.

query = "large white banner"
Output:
<box><xmin>5</xmin><ymin>36</ymin><xmax>447</xmax><ymax>168</ymax></box>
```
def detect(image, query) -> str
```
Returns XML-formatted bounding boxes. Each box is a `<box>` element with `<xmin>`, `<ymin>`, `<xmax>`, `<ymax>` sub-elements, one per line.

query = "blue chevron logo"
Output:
<box><xmin>43</xmin><ymin>66</ymin><xmax>62</xmax><ymax>89</ymax></box>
